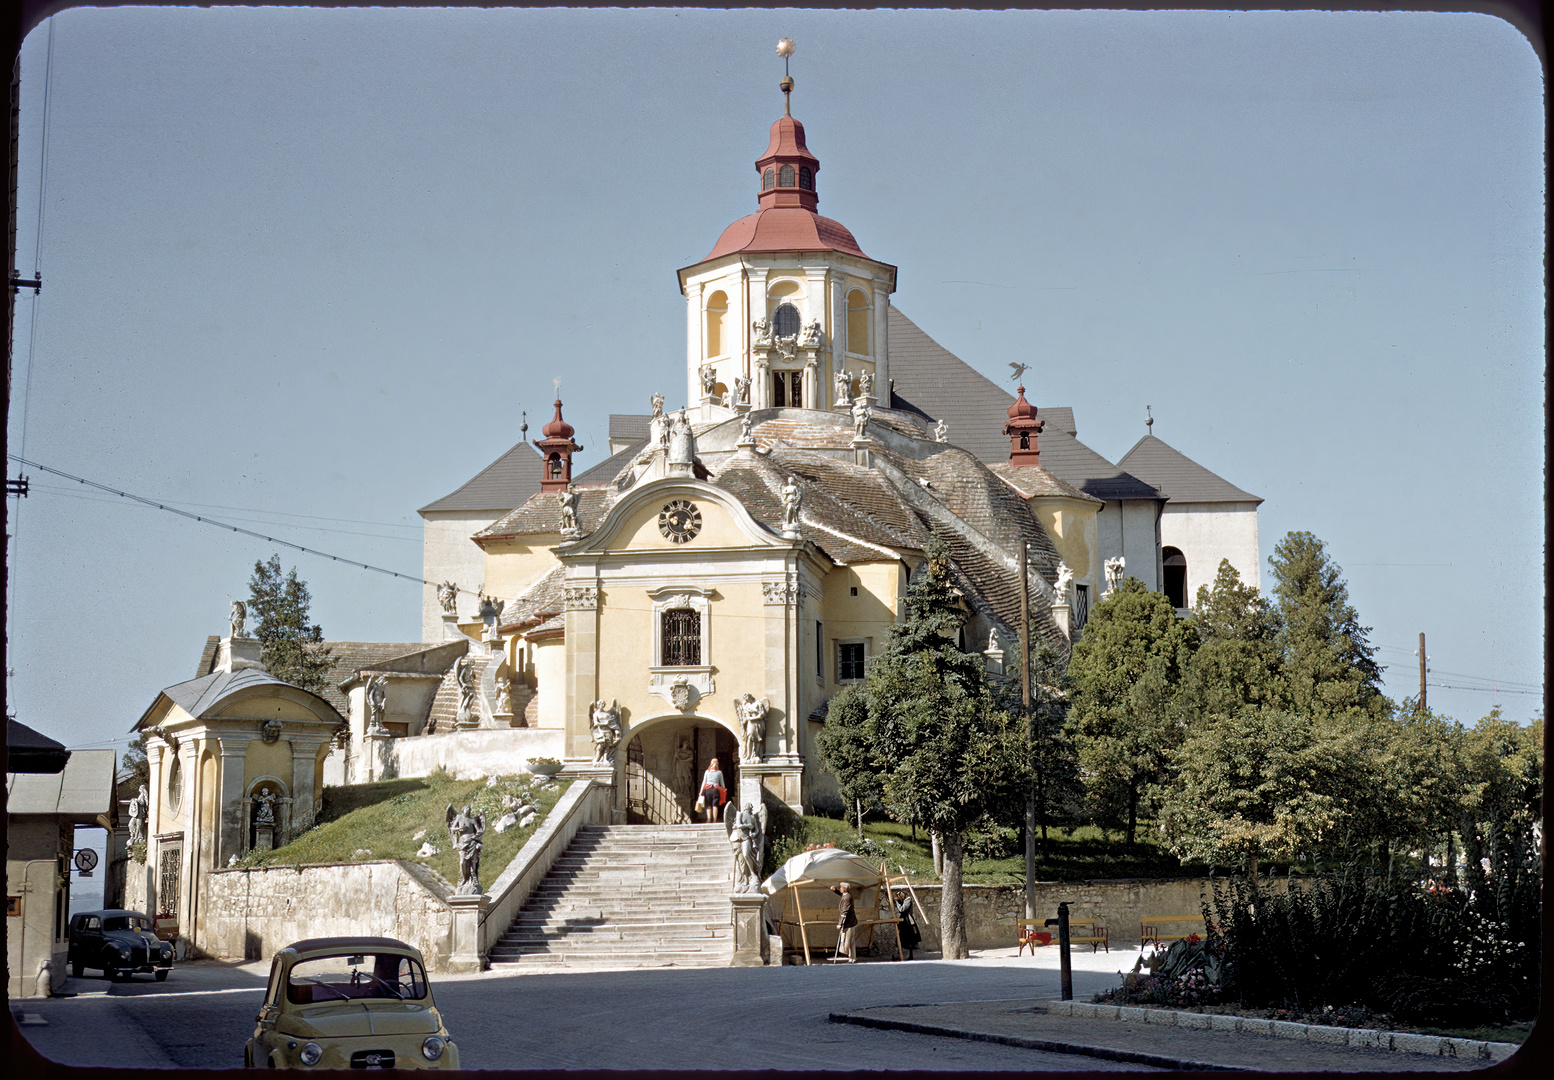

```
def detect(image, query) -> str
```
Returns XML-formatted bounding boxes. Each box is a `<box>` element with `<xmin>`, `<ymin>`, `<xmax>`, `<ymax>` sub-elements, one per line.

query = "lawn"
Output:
<box><xmin>774</xmin><ymin>814</ymin><xmax>1213</xmax><ymax>883</ymax></box>
<box><xmin>238</xmin><ymin>770</ymin><xmax>565</xmax><ymax>891</ymax></box>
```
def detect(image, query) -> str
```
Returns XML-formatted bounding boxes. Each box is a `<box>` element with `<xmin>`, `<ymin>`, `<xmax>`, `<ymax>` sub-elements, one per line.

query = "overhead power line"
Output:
<box><xmin>8</xmin><ymin>455</ymin><xmax>484</xmax><ymax>597</ymax></box>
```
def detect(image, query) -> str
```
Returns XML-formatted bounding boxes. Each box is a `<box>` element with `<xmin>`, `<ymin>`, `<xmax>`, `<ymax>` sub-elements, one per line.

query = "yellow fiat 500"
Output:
<box><xmin>244</xmin><ymin>937</ymin><xmax>459</xmax><ymax>1070</ymax></box>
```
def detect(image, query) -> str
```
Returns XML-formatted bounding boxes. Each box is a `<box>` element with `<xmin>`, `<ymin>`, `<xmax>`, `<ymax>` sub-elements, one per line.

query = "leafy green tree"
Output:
<box><xmin>1066</xmin><ymin>577</ymin><xmax>1196</xmax><ymax>843</ymax></box>
<box><xmin>818</xmin><ymin>535</ymin><xmax>1025</xmax><ymax>958</ymax></box>
<box><xmin>990</xmin><ymin>636</ymin><xmax>1080</xmax><ymax>847</ymax></box>
<box><xmin>121</xmin><ymin>732</ymin><xmax>150</xmax><ymax>790</ymax></box>
<box><xmin>247</xmin><ymin>554</ymin><xmax>333</xmax><ymax>692</ymax></box>
<box><xmin>1158</xmin><ymin>705</ymin><xmax>1367</xmax><ymax>876</ymax></box>
<box><xmin>1267</xmin><ymin>532</ymin><xmax>1386</xmax><ymax>724</ymax></box>
<box><xmin>815</xmin><ymin>683</ymin><xmax>883</xmax><ymax>838</ymax></box>
<box><xmin>1178</xmin><ymin>559</ymin><xmax>1283</xmax><ymax>720</ymax></box>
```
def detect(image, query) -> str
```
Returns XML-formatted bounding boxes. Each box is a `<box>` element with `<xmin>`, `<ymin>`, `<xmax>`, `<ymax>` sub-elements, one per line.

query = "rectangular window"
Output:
<box><xmin>837</xmin><ymin>641</ymin><xmax>866</xmax><ymax>682</ymax></box>
<box><xmin>815</xmin><ymin>622</ymin><xmax>824</xmax><ymax>683</ymax></box>
<box><xmin>661</xmin><ymin>609</ymin><xmax>702</xmax><ymax>666</ymax></box>
<box><xmin>1074</xmin><ymin>584</ymin><xmax>1090</xmax><ymax>630</ymax></box>
<box><xmin>772</xmin><ymin>370</ymin><xmax>802</xmax><ymax>407</ymax></box>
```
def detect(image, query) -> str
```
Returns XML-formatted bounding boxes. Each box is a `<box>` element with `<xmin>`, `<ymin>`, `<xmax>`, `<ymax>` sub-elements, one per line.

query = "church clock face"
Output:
<box><xmin>658</xmin><ymin>500</ymin><xmax>702</xmax><ymax>544</ymax></box>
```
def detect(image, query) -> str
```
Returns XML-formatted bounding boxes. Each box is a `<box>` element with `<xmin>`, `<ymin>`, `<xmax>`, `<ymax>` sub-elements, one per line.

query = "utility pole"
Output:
<box><xmin>1418</xmin><ymin>631</ymin><xmax>1427</xmax><ymax>712</ymax></box>
<box><xmin>1020</xmin><ymin>543</ymin><xmax>1035</xmax><ymax>920</ymax></box>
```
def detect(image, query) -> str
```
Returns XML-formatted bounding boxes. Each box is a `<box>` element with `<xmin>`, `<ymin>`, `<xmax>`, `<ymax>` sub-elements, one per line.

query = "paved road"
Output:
<box><xmin>10</xmin><ymin>946</ymin><xmax>1506</xmax><ymax>1072</ymax></box>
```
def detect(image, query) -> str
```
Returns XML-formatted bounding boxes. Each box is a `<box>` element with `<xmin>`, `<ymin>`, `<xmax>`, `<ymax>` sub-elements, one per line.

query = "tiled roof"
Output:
<box><xmin>699</xmin><ymin>208</ymin><xmax>877</xmax><ymax>263</ymax></box>
<box><xmin>1116</xmin><ymin>434</ymin><xmax>1263</xmax><ymax>505</ymax></box>
<box><xmin>476</xmin><ymin>487</ymin><xmax>616</xmax><ymax>542</ymax></box>
<box><xmin>419</xmin><ymin>439</ymin><xmax>542</xmax><ymax>514</ymax></box>
<box><xmin>886</xmin><ymin>307</ymin><xmax>1160</xmax><ymax>502</ymax></box>
<box><xmin>986</xmin><ymin>462</ymin><xmax>1102</xmax><ymax>503</ymax></box>
<box><xmin>609</xmin><ymin>414</ymin><xmax>651</xmax><ymax>443</ymax></box>
<box><xmin>500</xmin><ymin>565</ymin><xmax>567</xmax><ymax>631</ymax></box>
<box><xmin>573</xmin><ymin>442</ymin><xmax>642</xmax><ymax>486</ymax></box>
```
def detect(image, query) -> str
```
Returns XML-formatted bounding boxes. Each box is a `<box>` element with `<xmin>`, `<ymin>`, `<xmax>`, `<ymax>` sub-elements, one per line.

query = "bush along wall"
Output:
<box><xmin>1202</xmin><ymin>833</ymin><xmax>1540</xmax><ymax>1026</ymax></box>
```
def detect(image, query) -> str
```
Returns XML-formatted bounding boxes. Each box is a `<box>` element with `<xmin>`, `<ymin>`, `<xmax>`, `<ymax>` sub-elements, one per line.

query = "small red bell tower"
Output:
<box><xmin>532</xmin><ymin>398</ymin><xmax>582</xmax><ymax>493</ymax></box>
<box><xmin>1002</xmin><ymin>385</ymin><xmax>1045</xmax><ymax>467</ymax></box>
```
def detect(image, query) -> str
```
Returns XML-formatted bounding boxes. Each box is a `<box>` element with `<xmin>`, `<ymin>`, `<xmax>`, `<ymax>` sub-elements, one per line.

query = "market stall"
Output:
<box><xmin>761</xmin><ymin>847</ymin><xmax>920</xmax><ymax>965</ymax></box>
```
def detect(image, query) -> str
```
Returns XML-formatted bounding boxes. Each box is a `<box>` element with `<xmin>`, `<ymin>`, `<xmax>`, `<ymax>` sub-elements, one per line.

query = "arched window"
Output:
<box><xmin>847</xmin><ymin>289</ymin><xmax>870</xmax><ymax>355</ymax></box>
<box><xmin>661</xmin><ymin>609</ymin><xmax>701</xmax><ymax>666</ymax></box>
<box><xmin>772</xmin><ymin>303</ymin><xmax>800</xmax><ymax>339</ymax></box>
<box><xmin>779</xmin><ymin>164</ymin><xmax>796</xmax><ymax>187</ymax></box>
<box><xmin>705</xmin><ymin>290</ymin><xmax>728</xmax><ymax>357</ymax></box>
<box><xmin>548</xmin><ymin>454</ymin><xmax>563</xmax><ymax>479</ymax></box>
<box><xmin>799</xmin><ymin>166</ymin><xmax>813</xmax><ymax>190</ymax></box>
<box><xmin>762</xmin><ymin>168</ymin><xmax>775</xmax><ymax>191</ymax></box>
<box><xmin>1163</xmin><ymin>547</ymin><xmax>1188</xmax><ymax>609</ymax></box>
<box><xmin>1019</xmin><ymin>431</ymin><xmax>1030</xmax><ymax>449</ymax></box>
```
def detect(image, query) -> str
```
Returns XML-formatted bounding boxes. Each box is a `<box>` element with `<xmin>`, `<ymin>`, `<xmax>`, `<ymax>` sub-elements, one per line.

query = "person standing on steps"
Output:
<box><xmin>697</xmin><ymin>757</ymin><xmax>725</xmax><ymax>824</ymax></box>
<box><xmin>830</xmin><ymin>881</ymin><xmax>858</xmax><ymax>963</ymax></box>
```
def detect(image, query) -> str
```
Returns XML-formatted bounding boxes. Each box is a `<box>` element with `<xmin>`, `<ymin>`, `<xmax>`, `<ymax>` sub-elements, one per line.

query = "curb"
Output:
<box><xmin>829</xmin><ymin>1011</ymin><xmax>1244</xmax><ymax>1071</ymax></box>
<box><xmin>1044</xmin><ymin>1000</ymin><xmax>1521</xmax><ymax>1062</ymax></box>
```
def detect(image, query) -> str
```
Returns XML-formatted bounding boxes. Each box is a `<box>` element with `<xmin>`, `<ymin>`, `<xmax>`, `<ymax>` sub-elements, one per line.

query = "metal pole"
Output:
<box><xmin>1045</xmin><ymin>901</ymin><xmax>1073</xmax><ymax>1000</ymax></box>
<box><xmin>1418</xmin><ymin>632</ymin><xmax>1427</xmax><ymax>712</ymax></box>
<box><xmin>1021</xmin><ymin>543</ymin><xmax>1034</xmax><ymax>921</ymax></box>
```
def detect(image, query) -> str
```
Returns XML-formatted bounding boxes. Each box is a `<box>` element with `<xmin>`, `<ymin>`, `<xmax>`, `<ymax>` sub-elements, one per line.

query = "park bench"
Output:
<box><xmin>1139</xmin><ymin>915</ymin><xmax>1207</xmax><ymax>944</ymax></box>
<box><xmin>1016</xmin><ymin>918</ymin><xmax>1108</xmax><ymax>954</ymax></box>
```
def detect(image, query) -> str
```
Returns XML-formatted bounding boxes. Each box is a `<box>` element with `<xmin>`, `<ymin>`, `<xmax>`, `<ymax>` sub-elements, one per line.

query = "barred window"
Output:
<box><xmin>837</xmin><ymin>641</ymin><xmax>866</xmax><ymax>682</ymax></box>
<box><xmin>661</xmin><ymin>608</ymin><xmax>701</xmax><ymax>666</ymax></box>
<box><xmin>779</xmin><ymin>164</ymin><xmax>796</xmax><ymax>187</ymax></box>
<box><xmin>799</xmin><ymin>166</ymin><xmax>813</xmax><ymax>190</ymax></box>
<box><xmin>763</xmin><ymin>168</ymin><xmax>775</xmax><ymax>191</ymax></box>
<box><xmin>772</xmin><ymin>303</ymin><xmax>800</xmax><ymax>339</ymax></box>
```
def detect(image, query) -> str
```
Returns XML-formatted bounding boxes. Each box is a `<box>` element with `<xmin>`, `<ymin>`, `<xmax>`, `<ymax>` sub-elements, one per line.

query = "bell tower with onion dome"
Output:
<box><xmin>676</xmin><ymin>40</ymin><xmax>898</xmax><ymax>414</ymax></box>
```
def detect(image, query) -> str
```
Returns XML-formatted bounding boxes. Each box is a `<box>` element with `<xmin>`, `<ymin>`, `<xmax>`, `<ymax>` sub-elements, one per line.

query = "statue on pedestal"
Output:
<box><xmin>649</xmin><ymin>393</ymin><xmax>668</xmax><ymax>447</ymax></box>
<box><xmin>781</xmin><ymin>476</ymin><xmax>803</xmax><ymax>535</ymax></box>
<box><xmin>934</xmin><ymin>418</ymin><xmax>949</xmax><ymax>443</ymax></box>
<box><xmin>753</xmin><ymin>317</ymin><xmax>772</xmax><ymax>346</ymax></box>
<box><xmin>668</xmin><ymin>411</ymin><xmax>695</xmax><ymax>468</ymax></box>
<box><xmin>557</xmin><ymin>487</ymin><xmax>579</xmax><ymax>535</ymax></box>
<box><xmin>736</xmin><ymin>693</ymin><xmax>769</xmax><ymax>763</ymax></box>
<box><xmin>1104</xmin><ymin>556</ymin><xmax>1126</xmax><ymax>595</ymax></box>
<box><xmin>366</xmin><ymin>675</ymin><xmax>387</xmax><ymax>733</ymax></box>
<box><xmin>734</xmin><ymin>374</ymin><xmax>751</xmax><ymax>403</ymax></box>
<box><xmin>833</xmin><ymin>370</ymin><xmax>851</xmax><ymax>407</ymax></box>
<box><xmin>447</xmin><ymin>803</ymin><xmax>486</xmax><ymax>896</ymax></box>
<box><xmin>859</xmin><ymin>371</ymin><xmax>875</xmax><ymax>399</ymax></box>
<box><xmin>229</xmin><ymin>600</ymin><xmax>246</xmax><ymax>639</ymax></box>
<box><xmin>255</xmin><ymin>790</ymin><xmax>276</xmax><ymax>826</ymax></box>
<box><xmin>128</xmin><ymin>784</ymin><xmax>148</xmax><ymax>846</ymax></box>
<box><xmin>725</xmin><ymin>801</ymin><xmax>769</xmax><ymax>894</ymax></box>
<box><xmin>700</xmin><ymin>363</ymin><xmax>718</xmax><ymax>399</ymax></box>
<box><xmin>801</xmin><ymin>319</ymin><xmax>823</xmax><ymax>348</ymax></box>
<box><xmin>590</xmin><ymin>699</ymin><xmax>621</xmax><ymax>765</ymax></box>
<box><xmin>851</xmin><ymin>398</ymin><xmax>871</xmax><ymax>438</ymax></box>
<box><xmin>454</xmin><ymin>656</ymin><xmax>476</xmax><ymax>726</ymax></box>
<box><xmin>437</xmin><ymin>580</ymin><xmax>458</xmax><ymax>615</ymax></box>
<box><xmin>1053</xmin><ymin>562</ymin><xmax>1074</xmax><ymax>606</ymax></box>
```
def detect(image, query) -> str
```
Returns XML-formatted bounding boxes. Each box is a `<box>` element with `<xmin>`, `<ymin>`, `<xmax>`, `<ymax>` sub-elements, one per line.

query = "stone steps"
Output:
<box><xmin>490</xmin><ymin>823</ymin><xmax>735</xmax><ymax>969</ymax></box>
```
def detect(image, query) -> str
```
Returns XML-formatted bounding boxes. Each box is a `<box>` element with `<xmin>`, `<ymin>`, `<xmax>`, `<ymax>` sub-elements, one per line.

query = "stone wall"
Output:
<box><xmin>890</xmin><ymin>878</ymin><xmax>1279</xmax><ymax>951</ymax></box>
<box><xmin>384</xmin><ymin>727</ymin><xmax>564</xmax><ymax>780</ymax></box>
<box><xmin>204</xmin><ymin>860</ymin><xmax>456</xmax><ymax>968</ymax></box>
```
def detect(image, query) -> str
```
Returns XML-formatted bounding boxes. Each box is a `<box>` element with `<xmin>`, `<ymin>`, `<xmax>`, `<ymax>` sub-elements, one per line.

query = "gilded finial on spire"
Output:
<box><xmin>777</xmin><ymin>38</ymin><xmax>795</xmax><ymax>115</ymax></box>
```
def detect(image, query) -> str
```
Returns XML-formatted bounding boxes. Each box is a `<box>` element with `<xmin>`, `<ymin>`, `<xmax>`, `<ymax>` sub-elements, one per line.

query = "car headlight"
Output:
<box><xmin>421</xmin><ymin>1036</ymin><xmax>446</xmax><ymax>1061</ymax></box>
<box><xmin>160</xmin><ymin>943</ymin><xmax>173</xmax><ymax>959</ymax></box>
<box><xmin>298</xmin><ymin>1042</ymin><xmax>323</xmax><ymax>1066</ymax></box>
<box><xmin>117</xmin><ymin>945</ymin><xmax>133</xmax><ymax>959</ymax></box>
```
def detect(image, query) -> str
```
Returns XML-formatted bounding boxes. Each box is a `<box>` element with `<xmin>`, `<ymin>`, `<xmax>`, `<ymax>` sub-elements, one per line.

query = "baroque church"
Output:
<box><xmin>124</xmin><ymin>70</ymin><xmax>1260</xmax><ymax>945</ymax></box>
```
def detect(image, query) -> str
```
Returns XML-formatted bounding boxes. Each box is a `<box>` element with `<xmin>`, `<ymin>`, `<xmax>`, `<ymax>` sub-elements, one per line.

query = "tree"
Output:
<box><xmin>817</xmin><ymin>535</ymin><xmax>1025</xmax><ymax>958</ymax></box>
<box><xmin>1157</xmin><ymin>705</ymin><xmax>1366</xmax><ymax>876</ymax></box>
<box><xmin>991</xmin><ymin>636</ymin><xmax>1081</xmax><ymax>847</ymax></box>
<box><xmin>1065</xmin><ymin>577</ymin><xmax>1196</xmax><ymax>843</ymax></box>
<box><xmin>121</xmin><ymin>732</ymin><xmax>150</xmax><ymax>790</ymax></box>
<box><xmin>1178</xmin><ymin>559</ymin><xmax>1282</xmax><ymax>721</ymax></box>
<box><xmin>815</xmin><ymin>683</ymin><xmax>883</xmax><ymax>839</ymax></box>
<box><xmin>247</xmin><ymin>554</ymin><xmax>333</xmax><ymax>692</ymax></box>
<box><xmin>1267</xmin><ymin>532</ymin><xmax>1386</xmax><ymax>724</ymax></box>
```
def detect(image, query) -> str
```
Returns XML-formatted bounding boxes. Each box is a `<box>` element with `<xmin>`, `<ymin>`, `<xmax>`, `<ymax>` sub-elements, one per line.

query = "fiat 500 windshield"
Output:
<box><xmin>286</xmin><ymin>953</ymin><xmax>428</xmax><ymax>1003</ymax></box>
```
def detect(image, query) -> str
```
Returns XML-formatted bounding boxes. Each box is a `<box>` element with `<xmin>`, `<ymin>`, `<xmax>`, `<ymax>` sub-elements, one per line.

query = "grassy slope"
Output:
<box><xmin>239</xmin><ymin>771</ymin><xmax>565</xmax><ymax>891</ymax></box>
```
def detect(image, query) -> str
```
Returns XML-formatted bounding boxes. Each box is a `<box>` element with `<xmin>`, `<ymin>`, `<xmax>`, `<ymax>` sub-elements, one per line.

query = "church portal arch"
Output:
<box><xmin>616</xmin><ymin>711</ymin><xmax>739</xmax><ymax>825</ymax></box>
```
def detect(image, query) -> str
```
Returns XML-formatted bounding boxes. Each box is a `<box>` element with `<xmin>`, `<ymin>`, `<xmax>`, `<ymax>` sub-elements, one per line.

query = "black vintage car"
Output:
<box><xmin>67</xmin><ymin>909</ymin><xmax>174</xmax><ymax>981</ymax></box>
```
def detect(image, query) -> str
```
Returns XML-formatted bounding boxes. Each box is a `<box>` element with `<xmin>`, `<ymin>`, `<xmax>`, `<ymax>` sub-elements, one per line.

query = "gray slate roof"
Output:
<box><xmin>1116</xmin><ymin>435</ymin><xmax>1263</xmax><ymax>505</ymax></box>
<box><xmin>6</xmin><ymin>718</ymin><xmax>71</xmax><ymax>774</ymax></box>
<box><xmin>191</xmin><ymin>639</ymin><xmax>437</xmax><ymax>716</ymax></box>
<box><xmin>419</xmin><ymin>440</ymin><xmax>542</xmax><ymax>514</ymax></box>
<box><xmin>6</xmin><ymin>748</ymin><xmax>116</xmax><ymax>821</ymax></box>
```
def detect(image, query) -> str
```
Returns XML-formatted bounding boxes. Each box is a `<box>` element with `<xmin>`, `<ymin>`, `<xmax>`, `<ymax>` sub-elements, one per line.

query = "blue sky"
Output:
<box><xmin>7</xmin><ymin>4</ymin><xmax>1544</xmax><ymax>819</ymax></box>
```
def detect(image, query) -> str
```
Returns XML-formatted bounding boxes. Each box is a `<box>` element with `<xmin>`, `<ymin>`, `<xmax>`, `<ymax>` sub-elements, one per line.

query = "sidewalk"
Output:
<box><xmin>830</xmin><ymin>944</ymin><xmax>1519</xmax><ymax>1072</ymax></box>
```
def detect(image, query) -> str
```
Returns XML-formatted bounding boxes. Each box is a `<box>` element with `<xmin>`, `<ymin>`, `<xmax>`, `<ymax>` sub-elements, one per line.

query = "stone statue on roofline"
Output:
<box><xmin>801</xmin><ymin>319</ymin><xmax>823</xmax><ymax>348</ymax></box>
<box><xmin>128</xmin><ymin>784</ymin><xmax>148</xmax><ymax>846</ymax></box>
<box><xmin>668</xmin><ymin>411</ymin><xmax>695</xmax><ymax>468</ymax></box>
<box><xmin>366</xmin><ymin>674</ymin><xmax>388</xmax><ymax>733</ymax></box>
<box><xmin>557</xmin><ymin>487</ymin><xmax>580</xmax><ymax>537</ymax></box>
<box><xmin>700</xmin><ymin>363</ymin><xmax>718</xmax><ymax>399</ymax></box>
<box><xmin>437</xmin><ymin>580</ymin><xmax>458</xmax><ymax>615</ymax></box>
<box><xmin>934</xmin><ymin>418</ymin><xmax>949</xmax><ymax>443</ymax></box>
<box><xmin>734</xmin><ymin>374</ymin><xmax>751</xmax><ymax>404</ymax></box>
<box><xmin>859</xmin><ymin>371</ymin><xmax>875</xmax><ymax>399</ymax></box>
<box><xmin>447</xmin><ymin>803</ymin><xmax>486</xmax><ymax>896</ymax></box>
<box><xmin>833</xmin><ymin>370</ymin><xmax>851</xmax><ymax>407</ymax></box>
<box><xmin>454</xmin><ymin>655</ymin><xmax>476</xmax><ymax>726</ymax></box>
<box><xmin>851</xmin><ymin>398</ymin><xmax>871</xmax><ymax>438</ymax></box>
<box><xmin>781</xmin><ymin>476</ymin><xmax>803</xmax><ymax>537</ymax></box>
<box><xmin>229</xmin><ymin>600</ymin><xmax>246</xmax><ymax>639</ymax></box>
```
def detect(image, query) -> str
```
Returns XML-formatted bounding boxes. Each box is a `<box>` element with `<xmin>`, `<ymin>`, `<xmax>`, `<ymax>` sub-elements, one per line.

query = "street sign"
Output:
<box><xmin>73</xmin><ymin>848</ymin><xmax>99</xmax><ymax>876</ymax></box>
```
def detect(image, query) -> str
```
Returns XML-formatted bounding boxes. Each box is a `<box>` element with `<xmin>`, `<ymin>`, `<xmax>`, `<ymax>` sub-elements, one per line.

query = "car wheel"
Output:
<box><xmin>155</xmin><ymin>969</ymin><xmax>169</xmax><ymax>982</ymax></box>
<box><xmin>71</xmin><ymin>962</ymin><xmax>83</xmax><ymax>979</ymax></box>
<box><xmin>109</xmin><ymin>967</ymin><xmax>129</xmax><ymax>982</ymax></box>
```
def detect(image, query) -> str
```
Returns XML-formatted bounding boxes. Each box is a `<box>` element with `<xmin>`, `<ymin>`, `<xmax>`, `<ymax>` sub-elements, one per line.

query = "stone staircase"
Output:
<box><xmin>488</xmin><ymin>824</ymin><xmax>735</xmax><ymax>970</ymax></box>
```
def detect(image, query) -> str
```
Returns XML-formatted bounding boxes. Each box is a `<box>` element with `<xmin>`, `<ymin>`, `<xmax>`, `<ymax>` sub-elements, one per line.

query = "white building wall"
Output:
<box><xmin>421</xmin><ymin>511</ymin><xmax>505</xmax><ymax>641</ymax></box>
<box><xmin>1160</xmin><ymin>502</ymin><xmax>1262</xmax><ymax>598</ymax></box>
<box><xmin>1097</xmin><ymin>499</ymin><xmax>1163</xmax><ymax>592</ymax></box>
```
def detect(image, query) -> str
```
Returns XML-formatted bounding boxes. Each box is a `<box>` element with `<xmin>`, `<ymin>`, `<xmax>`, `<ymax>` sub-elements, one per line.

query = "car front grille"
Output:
<box><xmin>349</xmin><ymin>1049</ymin><xmax>396</xmax><ymax>1069</ymax></box>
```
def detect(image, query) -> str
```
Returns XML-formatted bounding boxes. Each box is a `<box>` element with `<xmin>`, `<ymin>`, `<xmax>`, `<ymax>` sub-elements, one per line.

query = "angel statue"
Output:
<box><xmin>1009</xmin><ymin>361</ymin><xmax>1030</xmax><ymax>384</ymax></box>
<box><xmin>734</xmin><ymin>374</ymin><xmax>751</xmax><ymax>403</ymax></box>
<box><xmin>1052</xmin><ymin>562</ymin><xmax>1074</xmax><ymax>606</ymax></box>
<box><xmin>725</xmin><ymin>800</ymin><xmax>770</xmax><ymax>894</ymax></box>
<box><xmin>933</xmin><ymin>418</ymin><xmax>949</xmax><ymax>443</ymax></box>
<box><xmin>436</xmin><ymin>580</ymin><xmax>458</xmax><ymax>615</ymax></box>
<box><xmin>1103</xmin><ymin>556</ymin><xmax>1126</xmax><ymax>595</ymax></box>
<box><xmin>446</xmin><ymin>803</ymin><xmax>486</xmax><ymax>896</ymax></box>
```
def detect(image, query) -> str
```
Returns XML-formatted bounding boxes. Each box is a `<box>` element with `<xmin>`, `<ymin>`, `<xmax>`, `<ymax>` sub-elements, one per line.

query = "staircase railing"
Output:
<box><xmin>478</xmin><ymin>778</ymin><xmax>611</xmax><ymax>961</ymax></box>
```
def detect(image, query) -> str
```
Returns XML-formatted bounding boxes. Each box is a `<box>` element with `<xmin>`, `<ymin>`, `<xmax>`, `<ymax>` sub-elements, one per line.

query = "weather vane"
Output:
<box><xmin>1146</xmin><ymin>405</ymin><xmax>1154</xmax><ymax>432</ymax></box>
<box><xmin>1008</xmin><ymin>362</ymin><xmax>1030</xmax><ymax>384</ymax></box>
<box><xmin>777</xmin><ymin>38</ymin><xmax>795</xmax><ymax>113</ymax></box>
<box><xmin>553</xmin><ymin>377</ymin><xmax>562</xmax><ymax>398</ymax></box>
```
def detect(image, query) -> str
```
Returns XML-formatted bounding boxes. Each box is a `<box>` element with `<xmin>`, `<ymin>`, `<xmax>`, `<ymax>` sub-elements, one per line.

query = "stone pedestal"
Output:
<box><xmin>218</xmin><ymin>636</ymin><xmax>264</xmax><ymax>673</ymax></box>
<box><xmin>728</xmin><ymin>893</ymin><xmax>770</xmax><ymax>967</ymax></box>
<box><xmin>254</xmin><ymin>825</ymin><xmax>274</xmax><ymax>853</ymax></box>
<box><xmin>446</xmin><ymin>894</ymin><xmax>488</xmax><ymax>973</ymax></box>
<box><xmin>363</xmin><ymin>728</ymin><xmax>391</xmax><ymax>783</ymax></box>
<box><xmin>852</xmin><ymin>436</ymin><xmax>871</xmax><ymax>469</ymax></box>
<box><xmin>740</xmin><ymin>759</ymin><xmax>804</xmax><ymax>814</ymax></box>
<box><xmin>441</xmin><ymin>612</ymin><xmax>461</xmax><ymax>642</ymax></box>
<box><xmin>1051</xmin><ymin>602</ymin><xmax>1071</xmax><ymax>640</ymax></box>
